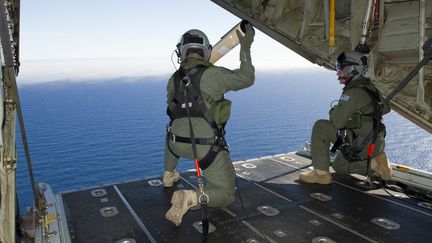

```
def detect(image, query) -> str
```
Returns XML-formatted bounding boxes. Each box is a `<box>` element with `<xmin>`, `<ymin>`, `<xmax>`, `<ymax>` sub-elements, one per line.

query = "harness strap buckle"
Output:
<box><xmin>198</xmin><ymin>192</ymin><xmax>209</xmax><ymax>204</ymax></box>
<box><xmin>181</xmin><ymin>76</ymin><xmax>191</xmax><ymax>86</ymax></box>
<box><xmin>214</xmin><ymin>135</ymin><xmax>228</xmax><ymax>146</ymax></box>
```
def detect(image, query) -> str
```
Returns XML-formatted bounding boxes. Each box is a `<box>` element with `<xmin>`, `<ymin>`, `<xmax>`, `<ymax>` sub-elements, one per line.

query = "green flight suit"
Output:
<box><xmin>164</xmin><ymin>49</ymin><xmax>255</xmax><ymax>207</ymax></box>
<box><xmin>311</xmin><ymin>76</ymin><xmax>390</xmax><ymax>175</ymax></box>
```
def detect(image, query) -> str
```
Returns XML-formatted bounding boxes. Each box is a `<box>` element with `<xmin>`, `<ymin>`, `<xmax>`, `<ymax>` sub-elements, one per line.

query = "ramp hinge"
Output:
<box><xmin>5</xmin><ymin>98</ymin><xmax>15</xmax><ymax>109</ymax></box>
<box><xmin>4</xmin><ymin>156</ymin><xmax>16</xmax><ymax>168</ymax></box>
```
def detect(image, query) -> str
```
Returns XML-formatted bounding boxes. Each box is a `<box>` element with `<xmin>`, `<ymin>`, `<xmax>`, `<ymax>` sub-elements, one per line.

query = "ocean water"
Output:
<box><xmin>16</xmin><ymin>70</ymin><xmax>432</xmax><ymax>211</ymax></box>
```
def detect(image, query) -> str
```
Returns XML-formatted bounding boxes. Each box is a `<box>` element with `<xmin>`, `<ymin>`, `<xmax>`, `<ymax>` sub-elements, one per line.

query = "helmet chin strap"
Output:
<box><xmin>346</xmin><ymin>73</ymin><xmax>354</xmax><ymax>83</ymax></box>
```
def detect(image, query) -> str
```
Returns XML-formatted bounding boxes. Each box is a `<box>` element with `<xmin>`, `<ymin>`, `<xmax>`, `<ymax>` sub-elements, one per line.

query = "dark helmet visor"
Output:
<box><xmin>182</xmin><ymin>34</ymin><xmax>204</xmax><ymax>45</ymax></box>
<box><xmin>336</xmin><ymin>53</ymin><xmax>358</xmax><ymax>71</ymax></box>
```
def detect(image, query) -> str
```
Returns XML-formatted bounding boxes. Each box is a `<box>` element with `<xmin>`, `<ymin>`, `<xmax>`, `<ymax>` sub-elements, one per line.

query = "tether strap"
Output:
<box><xmin>182</xmin><ymin>68</ymin><xmax>209</xmax><ymax>241</ymax></box>
<box><xmin>201</xmin><ymin>203</ymin><xmax>209</xmax><ymax>242</ymax></box>
<box><xmin>183</xmin><ymin>68</ymin><xmax>200</xmax><ymax>163</ymax></box>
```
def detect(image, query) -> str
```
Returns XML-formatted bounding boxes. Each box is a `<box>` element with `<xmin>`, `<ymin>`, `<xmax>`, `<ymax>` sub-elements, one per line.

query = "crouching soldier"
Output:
<box><xmin>300</xmin><ymin>51</ymin><xmax>392</xmax><ymax>184</ymax></box>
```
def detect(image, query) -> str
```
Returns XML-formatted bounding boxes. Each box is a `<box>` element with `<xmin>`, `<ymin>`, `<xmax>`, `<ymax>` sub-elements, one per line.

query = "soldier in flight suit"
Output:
<box><xmin>300</xmin><ymin>51</ymin><xmax>392</xmax><ymax>184</ymax></box>
<box><xmin>163</xmin><ymin>24</ymin><xmax>255</xmax><ymax>226</ymax></box>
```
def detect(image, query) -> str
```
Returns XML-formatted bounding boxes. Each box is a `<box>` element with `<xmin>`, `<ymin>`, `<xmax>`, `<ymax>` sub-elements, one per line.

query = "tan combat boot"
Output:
<box><xmin>163</xmin><ymin>170</ymin><xmax>180</xmax><ymax>187</ymax></box>
<box><xmin>299</xmin><ymin>169</ymin><xmax>332</xmax><ymax>184</ymax></box>
<box><xmin>371</xmin><ymin>152</ymin><xmax>392</xmax><ymax>180</ymax></box>
<box><xmin>165</xmin><ymin>190</ymin><xmax>198</xmax><ymax>226</ymax></box>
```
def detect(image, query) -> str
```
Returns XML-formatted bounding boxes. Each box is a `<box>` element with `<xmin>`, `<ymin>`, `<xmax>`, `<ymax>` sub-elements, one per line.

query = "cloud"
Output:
<box><xmin>17</xmin><ymin>57</ymin><xmax>174</xmax><ymax>84</ymax></box>
<box><xmin>17</xmin><ymin>52</ymin><xmax>317</xmax><ymax>85</ymax></box>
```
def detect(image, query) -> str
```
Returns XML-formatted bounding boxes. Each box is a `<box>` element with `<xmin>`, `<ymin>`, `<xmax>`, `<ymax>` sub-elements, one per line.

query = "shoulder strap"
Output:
<box><xmin>185</xmin><ymin>67</ymin><xmax>223</xmax><ymax>137</ymax></box>
<box><xmin>354</xmin><ymin>85</ymin><xmax>384</xmax><ymax>118</ymax></box>
<box><xmin>167</xmin><ymin>66</ymin><xmax>204</xmax><ymax>120</ymax></box>
<box><xmin>168</xmin><ymin>66</ymin><xmax>223</xmax><ymax>137</ymax></box>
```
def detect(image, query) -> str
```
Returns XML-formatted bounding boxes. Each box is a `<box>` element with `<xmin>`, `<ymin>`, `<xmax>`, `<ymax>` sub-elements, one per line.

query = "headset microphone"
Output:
<box><xmin>175</xmin><ymin>42</ymin><xmax>181</xmax><ymax>58</ymax></box>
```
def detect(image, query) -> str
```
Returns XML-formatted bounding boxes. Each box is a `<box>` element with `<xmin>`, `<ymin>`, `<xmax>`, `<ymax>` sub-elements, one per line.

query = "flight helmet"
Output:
<box><xmin>176</xmin><ymin>29</ymin><xmax>212</xmax><ymax>62</ymax></box>
<box><xmin>335</xmin><ymin>51</ymin><xmax>368</xmax><ymax>81</ymax></box>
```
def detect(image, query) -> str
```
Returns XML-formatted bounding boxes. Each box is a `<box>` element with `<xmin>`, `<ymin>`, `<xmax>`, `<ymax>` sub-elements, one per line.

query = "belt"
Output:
<box><xmin>168</xmin><ymin>132</ymin><xmax>216</xmax><ymax>145</ymax></box>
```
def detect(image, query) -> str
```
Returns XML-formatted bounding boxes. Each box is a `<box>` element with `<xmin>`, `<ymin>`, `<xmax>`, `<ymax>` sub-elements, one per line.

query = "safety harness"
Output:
<box><xmin>167</xmin><ymin>65</ymin><xmax>230</xmax><ymax>241</ymax></box>
<box><xmin>167</xmin><ymin>66</ymin><xmax>229</xmax><ymax>170</ymax></box>
<box><xmin>331</xmin><ymin>85</ymin><xmax>387</xmax><ymax>171</ymax></box>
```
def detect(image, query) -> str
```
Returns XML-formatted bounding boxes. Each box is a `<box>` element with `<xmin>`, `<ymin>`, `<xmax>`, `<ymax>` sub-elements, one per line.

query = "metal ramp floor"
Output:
<box><xmin>59</xmin><ymin>153</ymin><xmax>432</xmax><ymax>242</ymax></box>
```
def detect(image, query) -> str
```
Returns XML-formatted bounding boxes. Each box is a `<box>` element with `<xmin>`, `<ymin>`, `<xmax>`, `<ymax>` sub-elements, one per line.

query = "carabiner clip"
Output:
<box><xmin>198</xmin><ymin>192</ymin><xmax>209</xmax><ymax>204</ymax></box>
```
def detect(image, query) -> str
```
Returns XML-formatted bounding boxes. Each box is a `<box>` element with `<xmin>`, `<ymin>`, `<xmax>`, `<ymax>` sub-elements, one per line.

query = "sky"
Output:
<box><xmin>18</xmin><ymin>0</ymin><xmax>318</xmax><ymax>84</ymax></box>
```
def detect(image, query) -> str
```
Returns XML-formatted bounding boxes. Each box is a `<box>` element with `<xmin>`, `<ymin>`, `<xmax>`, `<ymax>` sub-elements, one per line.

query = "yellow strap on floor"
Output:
<box><xmin>44</xmin><ymin>214</ymin><xmax>57</xmax><ymax>228</ymax></box>
<box><xmin>395</xmin><ymin>165</ymin><xmax>411</xmax><ymax>172</ymax></box>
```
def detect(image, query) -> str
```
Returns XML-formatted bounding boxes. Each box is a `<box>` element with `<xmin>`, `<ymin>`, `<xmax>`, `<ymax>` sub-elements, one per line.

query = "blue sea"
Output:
<box><xmin>16</xmin><ymin>70</ymin><xmax>432</xmax><ymax>211</ymax></box>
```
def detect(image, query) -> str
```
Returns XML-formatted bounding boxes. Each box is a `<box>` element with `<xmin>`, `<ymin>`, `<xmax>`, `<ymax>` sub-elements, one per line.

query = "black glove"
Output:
<box><xmin>236</xmin><ymin>23</ymin><xmax>254</xmax><ymax>49</ymax></box>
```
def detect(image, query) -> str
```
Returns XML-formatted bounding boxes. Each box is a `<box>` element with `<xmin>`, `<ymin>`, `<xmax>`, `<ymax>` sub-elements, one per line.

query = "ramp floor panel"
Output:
<box><xmin>61</xmin><ymin>184</ymin><xmax>150</xmax><ymax>242</ymax></box>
